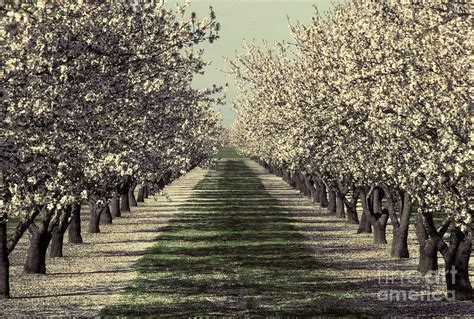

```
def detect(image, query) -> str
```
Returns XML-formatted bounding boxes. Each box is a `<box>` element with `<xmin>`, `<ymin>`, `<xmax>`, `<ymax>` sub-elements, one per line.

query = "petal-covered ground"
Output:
<box><xmin>1</xmin><ymin>159</ymin><xmax>473</xmax><ymax>317</ymax></box>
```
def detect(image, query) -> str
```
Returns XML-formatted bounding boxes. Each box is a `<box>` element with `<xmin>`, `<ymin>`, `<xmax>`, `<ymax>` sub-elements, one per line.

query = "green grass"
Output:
<box><xmin>212</xmin><ymin>148</ymin><xmax>243</xmax><ymax>158</ymax></box>
<box><xmin>102</xmin><ymin>160</ymin><xmax>366</xmax><ymax>317</ymax></box>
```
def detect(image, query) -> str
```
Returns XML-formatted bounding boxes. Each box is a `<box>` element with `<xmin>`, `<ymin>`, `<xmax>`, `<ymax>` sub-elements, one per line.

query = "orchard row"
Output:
<box><xmin>230</xmin><ymin>1</ymin><xmax>472</xmax><ymax>300</ymax></box>
<box><xmin>0</xmin><ymin>2</ymin><xmax>223</xmax><ymax>298</ymax></box>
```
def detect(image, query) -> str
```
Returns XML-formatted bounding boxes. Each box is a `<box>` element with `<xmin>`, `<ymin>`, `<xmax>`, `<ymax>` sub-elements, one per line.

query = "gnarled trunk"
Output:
<box><xmin>373</xmin><ymin>222</ymin><xmax>388</xmax><ymax>244</ymax></box>
<box><xmin>310</xmin><ymin>182</ymin><xmax>318</xmax><ymax>204</ymax></box>
<box><xmin>68</xmin><ymin>203</ymin><xmax>83</xmax><ymax>244</ymax></box>
<box><xmin>120</xmin><ymin>176</ymin><xmax>132</xmax><ymax>212</ymax></box>
<box><xmin>0</xmin><ymin>218</ymin><xmax>10</xmax><ymax>298</ymax></box>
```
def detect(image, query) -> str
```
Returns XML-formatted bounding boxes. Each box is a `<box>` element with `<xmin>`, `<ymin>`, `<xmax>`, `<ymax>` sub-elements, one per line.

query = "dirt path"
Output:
<box><xmin>0</xmin><ymin>167</ymin><xmax>207</xmax><ymax>317</ymax></box>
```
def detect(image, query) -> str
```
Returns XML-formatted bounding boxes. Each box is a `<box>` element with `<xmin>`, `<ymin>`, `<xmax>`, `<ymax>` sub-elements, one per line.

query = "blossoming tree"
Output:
<box><xmin>0</xmin><ymin>1</ymin><xmax>223</xmax><ymax>298</ymax></box>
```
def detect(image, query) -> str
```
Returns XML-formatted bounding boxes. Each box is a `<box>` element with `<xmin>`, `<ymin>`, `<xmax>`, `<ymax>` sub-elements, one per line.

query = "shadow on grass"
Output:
<box><xmin>101</xmin><ymin>160</ymin><xmax>372</xmax><ymax>317</ymax></box>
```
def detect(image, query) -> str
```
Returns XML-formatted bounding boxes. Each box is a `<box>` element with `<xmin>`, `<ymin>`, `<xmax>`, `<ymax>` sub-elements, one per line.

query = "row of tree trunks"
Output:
<box><xmin>0</xmin><ymin>170</ymin><xmax>182</xmax><ymax>299</ymax></box>
<box><xmin>257</xmin><ymin>159</ymin><xmax>473</xmax><ymax>301</ymax></box>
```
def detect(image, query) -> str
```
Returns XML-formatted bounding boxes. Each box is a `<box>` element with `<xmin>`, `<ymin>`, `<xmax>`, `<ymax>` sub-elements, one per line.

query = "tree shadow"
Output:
<box><xmin>101</xmin><ymin>160</ymin><xmax>373</xmax><ymax>317</ymax></box>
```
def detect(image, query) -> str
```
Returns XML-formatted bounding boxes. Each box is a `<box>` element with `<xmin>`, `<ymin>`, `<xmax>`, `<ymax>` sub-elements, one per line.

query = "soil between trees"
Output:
<box><xmin>102</xmin><ymin>159</ymin><xmax>363</xmax><ymax>317</ymax></box>
<box><xmin>1</xmin><ymin>159</ymin><xmax>472</xmax><ymax>317</ymax></box>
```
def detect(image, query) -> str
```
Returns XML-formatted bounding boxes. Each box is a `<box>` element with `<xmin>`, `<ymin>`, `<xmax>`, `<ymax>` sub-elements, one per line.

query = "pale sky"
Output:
<box><xmin>180</xmin><ymin>0</ymin><xmax>337</xmax><ymax>127</ymax></box>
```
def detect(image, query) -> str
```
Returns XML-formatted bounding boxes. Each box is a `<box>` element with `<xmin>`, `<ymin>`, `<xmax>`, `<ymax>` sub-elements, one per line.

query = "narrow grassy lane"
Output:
<box><xmin>102</xmin><ymin>159</ymin><xmax>360</xmax><ymax>317</ymax></box>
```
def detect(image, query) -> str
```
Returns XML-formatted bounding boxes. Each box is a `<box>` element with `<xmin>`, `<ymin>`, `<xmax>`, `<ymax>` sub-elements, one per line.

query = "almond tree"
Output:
<box><xmin>0</xmin><ymin>1</ymin><xmax>222</xmax><ymax>298</ymax></box>
<box><xmin>230</xmin><ymin>0</ymin><xmax>472</xmax><ymax>300</ymax></box>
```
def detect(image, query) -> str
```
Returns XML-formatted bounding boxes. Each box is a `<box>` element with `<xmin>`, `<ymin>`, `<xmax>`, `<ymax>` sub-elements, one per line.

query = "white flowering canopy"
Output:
<box><xmin>230</xmin><ymin>1</ymin><xmax>472</xmax><ymax>230</ymax></box>
<box><xmin>1</xmin><ymin>1</ymin><xmax>224</xmax><ymax>220</ymax></box>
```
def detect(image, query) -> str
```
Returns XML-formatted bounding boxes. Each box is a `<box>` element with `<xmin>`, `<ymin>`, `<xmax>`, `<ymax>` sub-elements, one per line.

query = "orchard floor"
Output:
<box><xmin>1</xmin><ymin>159</ymin><xmax>473</xmax><ymax>317</ymax></box>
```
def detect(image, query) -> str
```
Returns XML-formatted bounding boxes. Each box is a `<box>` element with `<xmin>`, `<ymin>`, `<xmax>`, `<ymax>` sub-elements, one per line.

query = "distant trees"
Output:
<box><xmin>230</xmin><ymin>1</ymin><xmax>472</xmax><ymax>300</ymax></box>
<box><xmin>0</xmin><ymin>1</ymin><xmax>223</xmax><ymax>298</ymax></box>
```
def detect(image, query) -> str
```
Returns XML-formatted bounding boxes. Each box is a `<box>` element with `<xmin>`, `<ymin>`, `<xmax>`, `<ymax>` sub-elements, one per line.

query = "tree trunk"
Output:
<box><xmin>68</xmin><ymin>203</ymin><xmax>83</xmax><ymax>244</ymax></box>
<box><xmin>390</xmin><ymin>192</ymin><xmax>412</xmax><ymax>259</ymax></box>
<box><xmin>303</xmin><ymin>175</ymin><xmax>312</xmax><ymax>198</ymax></box>
<box><xmin>50</xmin><ymin>227</ymin><xmax>65</xmax><ymax>258</ymax></box>
<box><xmin>335</xmin><ymin>193</ymin><xmax>345</xmax><ymax>218</ymax></box>
<box><xmin>373</xmin><ymin>188</ymin><xmax>383</xmax><ymax>214</ymax></box>
<box><xmin>120</xmin><ymin>189</ymin><xmax>131</xmax><ymax>212</ymax></box>
<box><xmin>0</xmin><ymin>219</ymin><xmax>10</xmax><ymax>298</ymax></box>
<box><xmin>143</xmin><ymin>185</ymin><xmax>149</xmax><ymax>198</ymax></box>
<box><xmin>310</xmin><ymin>184</ymin><xmax>318</xmax><ymax>204</ymax></box>
<box><xmin>289</xmin><ymin>174</ymin><xmax>295</xmax><ymax>188</ymax></box>
<box><xmin>299</xmin><ymin>173</ymin><xmax>307</xmax><ymax>195</ymax></box>
<box><xmin>137</xmin><ymin>187</ymin><xmax>145</xmax><ymax>202</ymax></box>
<box><xmin>50</xmin><ymin>205</ymin><xmax>73</xmax><ymax>258</ymax></box>
<box><xmin>373</xmin><ymin>222</ymin><xmax>388</xmax><ymax>244</ymax></box>
<box><xmin>312</xmin><ymin>179</ymin><xmax>320</xmax><ymax>204</ymax></box>
<box><xmin>88</xmin><ymin>204</ymin><xmax>102</xmax><ymax>233</ymax></box>
<box><xmin>24</xmin><ymin>225</ymin><xmax>52</xmax><ymax>274</ymax></box>
<box><xmin>391</xmin><ymin>227</ymin><xmax>409</xmax><ymax>259</ymax></box>
<box><xmin>357</xmin><ymin>193</ymin><xmax>372</xmax><ymax>234</ymax></box>
<box><xmin>327</xmin><ymin>189</ymin><xmax>336</xmax><ymax>213</ymax></box>
<box><xmin>360</xmin><ymin>190</ymin><xmax>386</xmax><ymax>243</ymax></box>
<box><xmin>319</xmin><ymin>183</ymin><xmax>328</xmax><ymax>208</ymax></box>
<box><xmin>444</xmin><ymin>229</ymin><xmax>473</xmax><ymax>301</ymax></box>
<box><xmin>129</xmin><ymin>185</ymin><xmax>138</xmax><ymax>207</ymax></box>
<box><xmin>110</xmin><ymin>197</ymin><xmax>121</xmax><ymax>218</ymax></box>
<box><xmin>415</xmin><ymin>212</ymin><xmax>438</xmax><ymax>274</ymax></box>
<box><xmin>99</xmin><ymin>204</ymin><xmax>112</xmax><ymax>224</ymax></box>
<box><xmin>298</xmin><ymin>174</ymin><xmax>306</xmax><ymax>194</ymax></box>
<box><xmin>357</xmin><ymin>209</ymin><xmax>372</xmax><ymax>233</ymax></box>
<box><xmin>345</xmin><ymin>191</ymin><xmax>359</xmax><ymax>224</ymax></box>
